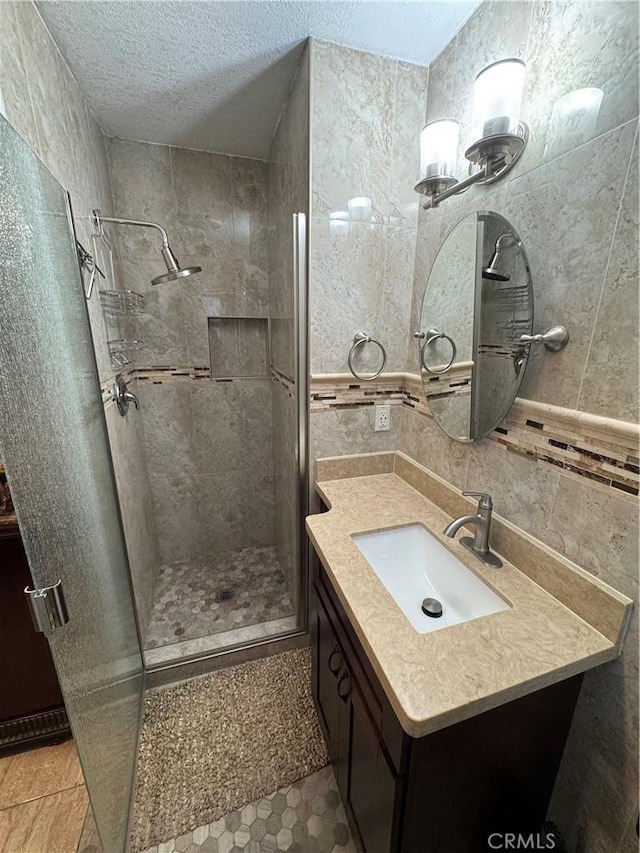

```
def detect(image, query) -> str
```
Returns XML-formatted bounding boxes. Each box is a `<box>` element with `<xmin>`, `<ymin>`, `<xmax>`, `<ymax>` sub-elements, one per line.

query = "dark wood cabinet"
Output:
<box><xmin>0</xmin><ymin>518</ymin><xmax>70</xmax><ymax>753</ymax></box>
<box><xmin>311</xmin><ymin>548</ymin><xmax>582</xmax><ymax>853</ymax></box>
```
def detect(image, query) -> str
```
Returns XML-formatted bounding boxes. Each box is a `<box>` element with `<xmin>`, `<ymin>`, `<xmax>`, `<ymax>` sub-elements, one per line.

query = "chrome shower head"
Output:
<box><xmin>151</xmin><ymin>245</ymin><xmax>202</xmax><ymax>286</ymax></box>
<box><xmin>92</xmin><ymin>209</ymin><xmax>203</xmax><ymax>287</ymax></box>
<box><xmin>482</xmin><ymin>233</ymin><xmax>517</xmax><ymax>282</ymax></box>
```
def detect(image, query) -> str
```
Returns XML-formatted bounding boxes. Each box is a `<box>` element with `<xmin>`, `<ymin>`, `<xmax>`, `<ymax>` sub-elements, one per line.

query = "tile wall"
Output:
<box><xmin>308</xmin><ymin>5</ymin><xmax>638</xmax><ymax>847</ymax></box>
<box><xmin>306</xmin><ymin>3</ymin><xmax>639</xmax><ymax>849</ymax></box>
<box><xmin>0</xmin><ymin>0</ymin><xmax>159</xmax><ymax>640</ymax></box>
<box><xmin>105</xmin><ymin>138</ymin><xmax>277</xmax><ymax>568</ymax></box>
<box><xmin>400</xmin><ymin>4</ymin><xmax>639</xmax><ymax>849</ymax></box>
<box><xmin>267</xmin><ymin>46</ymin><xmax>310</xmax><ymax>603</ymax></box>
<box><xmin>308</xmin><ymin>39</ymin><xmax>429</xmax><ymax>496</ymax></box>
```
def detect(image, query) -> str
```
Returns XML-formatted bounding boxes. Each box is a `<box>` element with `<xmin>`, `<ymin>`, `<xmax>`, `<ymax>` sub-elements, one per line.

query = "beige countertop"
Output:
<box><xmin>306</xmin><ymin>452</ymin><xmax>632</xmax><ymax>738</ymax></box>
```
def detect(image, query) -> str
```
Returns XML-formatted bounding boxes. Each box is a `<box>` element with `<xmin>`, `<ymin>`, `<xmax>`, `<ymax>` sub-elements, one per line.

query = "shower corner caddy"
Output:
<box><xmin>107</xmin><ymin>338</ymin><xmax>146</xmax><ymax>369</ymax></box>
<box><xmin>99</xmin><ymin>289</ymin><xmax>144</xmax><ymax>317</ymax></box>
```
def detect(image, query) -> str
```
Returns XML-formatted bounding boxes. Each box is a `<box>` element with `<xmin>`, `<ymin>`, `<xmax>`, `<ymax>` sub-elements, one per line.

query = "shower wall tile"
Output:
<box><xmin>310</xmin><ymin>219</ymin><xmax>387</xmax><ymax>375</ymax></box>
<box><xmin>267</xmin><ymin>46</ymin><xmax>310</xmax><ymax>607</ymax></box>
<box><xmin>308</xmin><ymin>39</ymin><xmax>426</xmax><ymax>513</ymax></box>
<box><xmin>310</xmin><ymin>408</ymin><xmax>401</xmax><ymax>469</ymax></box>
<box><xmin>105</xmin><ymin>400</ymin><xmax>160</xmax><ymax>639</ymax></box>
<box><xmin>147</xmin><ymin>473</ymin><xmax>205</xmax><ymax>564</ymax></box>
<box><xmin>191</xmin><ymin>381</ymin><xmax>246</xmax><ymax>473</ymax></box>
<box><xmin>523</xmin><ymin>1</ymin><xmax>639</xmax><ymax>171</ymax></box>
<box><xmin>381</xmin><ymin>227</ymin><xmax>419</xmax><ymax>371</ymax></box>
<box><xmin>138</xmin><ymin>377</ymin><xmax>275</xmax><ymax>565</ymax></box>
<box><xmin>105</xmin><ymin>138</ymin><xmax>174</xmax><ymax>227</ymax></box>
<box><xmin>271</xmin><ymin>380</ymin><xmax>297</xmax><ymax>598</ymax></box>
<box><xmin>198</xmin><ymin>470</ymin><xmax>254</xmax><ymax>554</ymax></box>
<box><xmin>578</xmin><ymin>127</ymin><xmax>639</xmax><ymax>423</ymax></box>
<box><xmin>389</xmin><ymin>61</ymin><xmax>428</xmax><ymax>229</ymax></box>
<box><xmin>209</xmin><ymin>318</ymin><xmax>269</xmax><ymax>378</ymax></box>
<box><xmin>311</xmin><ymin>39</ymin><xmax>396</xmax><ymax>220</ymax></box>
<box><xmin>501</xmin><ymin>120</ymin><xmax>637</xmax><ymax>410</ymax></box>
<box><xmin>309</xmin><ymin>39</ymin><xmax>427</xmax><ymax>387</ymax></box>
<box><xmin>0</xmin><ymin>1</ymin><xmax>160</xmax><ymax>646</ymax></box>
<box><xmin>106</xmin><ymin>137</ymin><xmax>270</xmax><ymax>368</ymax></box>
<box><xmin>406</xmin><ymin>216</ymin><xmax>442</xmax><ymax>369</ymax></box>
<box><xmin>171</xmin><ymin>147</ymin><xmax>232</xmax><ymax>219</ymax></box>
<box><xmin>399</xmin><ymin>406</ymin><xmax>470</xmax><ymax>492</ymax></box>
<box><xmin>543</xmin><ymin>474</ymin><xmax>639</xmax><ymax>852</ymax></box>
<box><xmin>139</xmin><ymin>382</ymin><xmax>196</xmax><ymax>479</ymax></box>
<box><xmin>241</xmin><ymin>379</ymin><xmax>275</xmax><ymax>472</ymax></box>
<box><xmin>0</xmin><ymin>2</ymin><xmax>40</xmax><ymax>155</ymax></box>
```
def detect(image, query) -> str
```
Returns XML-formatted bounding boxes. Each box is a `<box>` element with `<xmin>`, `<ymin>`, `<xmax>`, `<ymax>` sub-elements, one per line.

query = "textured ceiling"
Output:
<box><xmin>37</xmin><ymin>1</ymin><xmax>480</xmax><ymax>160</ymax></box>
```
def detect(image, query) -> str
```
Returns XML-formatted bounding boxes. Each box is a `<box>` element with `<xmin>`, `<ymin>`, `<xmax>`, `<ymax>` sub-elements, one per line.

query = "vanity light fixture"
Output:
<box><xmin>415</xmin><ymin>58</ymin><xmax>529</xmax><ymax>210</ymax></box>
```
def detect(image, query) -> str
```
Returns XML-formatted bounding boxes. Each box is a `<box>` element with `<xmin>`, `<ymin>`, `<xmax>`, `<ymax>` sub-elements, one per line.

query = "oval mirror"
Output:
<box><xmin>418</xmin><ymin>211</ymin><xmax>533</xmax><ymax>442</ymax></box>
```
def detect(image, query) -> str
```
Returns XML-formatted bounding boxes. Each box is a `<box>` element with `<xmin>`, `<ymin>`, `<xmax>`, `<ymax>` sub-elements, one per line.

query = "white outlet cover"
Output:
<box><xmin>375</xmin><ymin>404</ymin><xmax>391</xmax><ymax>431</ymax></box>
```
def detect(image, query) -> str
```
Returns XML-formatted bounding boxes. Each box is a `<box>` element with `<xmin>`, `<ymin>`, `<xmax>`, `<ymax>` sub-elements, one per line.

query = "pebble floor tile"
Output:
<box><xmin>142</xmin><ymin>767</ymin><xmax>355</xmax><ymax>853</ymax></box>
<box><xmin>146</xmin><ymin>545</ymin><xmax>294</xmax><ymax>649</ymax></box>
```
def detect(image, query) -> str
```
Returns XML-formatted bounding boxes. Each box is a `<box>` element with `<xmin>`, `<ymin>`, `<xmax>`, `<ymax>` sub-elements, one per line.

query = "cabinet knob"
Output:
<box><xmin>328</xmin><ymin>647</ymin><xmax>343</xmax><ymax>675</ymax></box>
<box><xmin>337</xmin><ymin>669</ymin><xmax>352</xmax><ymax>701</ymax></box>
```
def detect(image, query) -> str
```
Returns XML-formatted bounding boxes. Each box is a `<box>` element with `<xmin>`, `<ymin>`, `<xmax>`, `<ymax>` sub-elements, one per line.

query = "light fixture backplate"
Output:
<box><xmin>465</xmin><ymin>121</ymin><xmax>529</xmax><ymax>185</ymax></box>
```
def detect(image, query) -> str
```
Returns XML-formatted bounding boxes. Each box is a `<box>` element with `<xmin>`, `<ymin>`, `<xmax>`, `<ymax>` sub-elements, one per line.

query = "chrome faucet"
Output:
<box><xmin>443</xmin><ymin>492</ymin><xmax>503</xmax><ymax>568</ymax></box>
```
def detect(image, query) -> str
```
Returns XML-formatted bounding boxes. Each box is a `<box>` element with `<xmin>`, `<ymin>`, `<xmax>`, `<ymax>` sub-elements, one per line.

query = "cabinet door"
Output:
<box><xmin>346</xmin><ymin>683</ymin><xmax>397</xmax><ymax>853</ymax></box>
<box><xmin>313</xmin><ymin>590</ymin><xmax>351</xmax><ymax>802</ymax></box>
<box><xmin>315</xmin><ymin>593</ymin><xmax>343</xmax><ymax>757</ymax></box>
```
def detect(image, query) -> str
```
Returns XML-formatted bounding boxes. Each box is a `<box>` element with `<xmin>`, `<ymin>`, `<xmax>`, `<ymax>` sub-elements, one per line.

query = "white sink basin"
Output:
<box><xmin>352</xmin><ymin>523</ymin><xmax>508</xmax><ymax>633</ymax></box>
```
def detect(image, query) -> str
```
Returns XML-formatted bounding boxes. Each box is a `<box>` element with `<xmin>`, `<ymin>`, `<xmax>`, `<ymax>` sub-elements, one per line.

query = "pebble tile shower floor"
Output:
<box><xmin>146</xmin><ymin>545</ymin><xmax>294</xmax><ymax>649</ymax></box>
<box><xmin>142</xmin><ymin>767</ymin><xmax>356</xmax><ymax>853</ymax></box>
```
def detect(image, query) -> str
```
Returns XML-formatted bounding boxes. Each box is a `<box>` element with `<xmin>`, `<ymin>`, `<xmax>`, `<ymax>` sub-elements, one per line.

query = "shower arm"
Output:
<box><xmin>92</xmin><ymin>209</ymin><xmax>170</xmax><ymax>248</ymax></box>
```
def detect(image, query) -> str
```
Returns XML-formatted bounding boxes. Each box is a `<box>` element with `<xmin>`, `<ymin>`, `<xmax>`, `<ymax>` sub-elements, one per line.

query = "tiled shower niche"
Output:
<box><xmin>208</xmin><ymin>317</ymin><xmax>269</xmax><ymax>378</ymax></box>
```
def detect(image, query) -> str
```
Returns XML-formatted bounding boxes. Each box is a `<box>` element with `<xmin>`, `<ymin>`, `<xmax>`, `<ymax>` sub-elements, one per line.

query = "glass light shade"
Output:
<box><xmin>329</xmin><ymin>210</ymin><xmax>350</xmax><ymax>235</ymax></box>
<box><xmin>419</xmin><ymin>120</ymin><xmax>459</xmax><ymax>179</ymax></box>
<box><xmin>471</xmin><ymin>59</ymin><xmax>526</xmax><ymax>142</ymax></box>
<box><xmin>347</xmin><ymin>196</ymin><xmax>372</xmax><ymax>222</ymax></box>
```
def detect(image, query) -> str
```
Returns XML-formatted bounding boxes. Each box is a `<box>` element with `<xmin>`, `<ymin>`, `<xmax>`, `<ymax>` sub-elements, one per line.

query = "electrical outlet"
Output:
<box><xmin>374</xmin><ymin>404</ymin><xmax>391</xmax><ymax>432</ymax></box>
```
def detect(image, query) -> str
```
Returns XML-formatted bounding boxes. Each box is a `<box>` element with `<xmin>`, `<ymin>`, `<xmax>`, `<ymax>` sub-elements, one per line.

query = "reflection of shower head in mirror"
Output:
<box><xmin>482</xmin><ymin>233</ymin><xmax>518</xmax><ymax>281</ymax></box>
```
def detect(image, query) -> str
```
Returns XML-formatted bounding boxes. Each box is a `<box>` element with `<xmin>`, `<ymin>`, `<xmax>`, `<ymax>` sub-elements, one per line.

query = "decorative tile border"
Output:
<box><xmin>99</xmin><ymin>368</ymin><xmax>134</xmax><ymax>407</ymax></box>
<box><xmin>310</xmin><ymin>372</ymin><xmax>407</xmax><ymax>412</ymax></box>
<box><xmin>102</xmin><ymin>365</ymin><xmax>291</xmax><ymax>388</ymax></box>
<box><xmin>270</xmin><ymin>366</ymin><xmax>295</xmax><ymax>398</ymax></box>
<box><xmin>310</xmin><ymin>373</ymin><xmax>640</xmax><ymax>498</ymax></box>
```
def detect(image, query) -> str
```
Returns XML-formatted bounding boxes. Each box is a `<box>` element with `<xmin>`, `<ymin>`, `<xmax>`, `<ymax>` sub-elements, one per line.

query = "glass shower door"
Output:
<box><xmin>0</xmin><ymin>115</ymin><xmax>143</xmax><ymax>851</ymax></box>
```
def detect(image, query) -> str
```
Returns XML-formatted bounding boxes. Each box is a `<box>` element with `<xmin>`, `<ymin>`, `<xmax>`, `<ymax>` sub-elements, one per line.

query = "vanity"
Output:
<box><xmin>306</xmin><ymin>452</ymin><xmax>631</xmax><ymax>853</ymax></box>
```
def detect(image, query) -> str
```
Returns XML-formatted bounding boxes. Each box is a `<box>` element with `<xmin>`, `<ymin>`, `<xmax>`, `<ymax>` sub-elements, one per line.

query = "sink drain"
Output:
<box><xmin>421</xmin><ymin>597</ymin><xmax>443</xmax><ymax>618</ymax></box>
<box><xmin>216</xmin><ymin>588</ymin><xmax>235</xmax><ymax>603</ymax></box>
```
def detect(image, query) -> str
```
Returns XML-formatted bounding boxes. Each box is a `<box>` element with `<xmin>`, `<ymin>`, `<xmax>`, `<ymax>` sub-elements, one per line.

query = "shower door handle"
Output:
<box><xmin>24</xmin><ymin>581</ymin><xmax>69</xmax><ymax>636</ymax></box>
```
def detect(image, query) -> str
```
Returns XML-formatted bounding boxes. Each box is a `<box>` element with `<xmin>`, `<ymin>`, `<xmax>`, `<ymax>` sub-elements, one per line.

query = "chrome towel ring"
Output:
<box><xmin>416</xmin><ymin>327</ymin><xmax>457</xmax><ymax>375</ymax></box>
<box><xmin>348</xmin><ymin>331</ymin><xmax>387</xmax><ymax>381</ymax></box>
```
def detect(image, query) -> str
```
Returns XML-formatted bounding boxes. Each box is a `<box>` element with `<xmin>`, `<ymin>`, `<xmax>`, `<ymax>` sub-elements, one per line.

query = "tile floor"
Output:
<box><xmin>0</xmin><ymin>739</ymin><xmax>88</xmax><ymax>853</ymax></box>
<box><xmin>143</xmin><ymin>766</ymin><xmax>355</xmax><ymax>853</ymax></box>
<box><xmin>145</xmin><ymin>545</ymin><xmax>294</xmax><ymax>650</ymax></box>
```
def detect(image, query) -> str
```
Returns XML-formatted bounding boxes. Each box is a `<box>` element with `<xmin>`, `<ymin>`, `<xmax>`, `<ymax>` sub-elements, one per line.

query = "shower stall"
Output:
<box><xmin>0</xmin><ymin>42</ymin><xmax>309</xmax><ymax>848</ymax></box>
<box><xmin>95</xmin><ymin>51</ymin><xmax>311</xmax><ymax>670</ymax></box>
